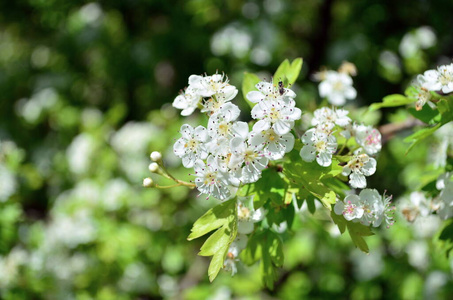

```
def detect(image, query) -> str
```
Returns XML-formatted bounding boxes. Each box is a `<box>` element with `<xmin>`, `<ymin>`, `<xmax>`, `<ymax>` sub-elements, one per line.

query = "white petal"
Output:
<box><xmin>300</xmin><ymin>145</ymin><xmax>316</xmax><ymax>162</ymax></box>
<box><xmin>247</xmin><ymin>91</ymin><xmax>265</xmax><ymax>103</ymax></box>
<box><xmin>350</xmin><ymin>173</ymin><xmax>366</xmax><ymax>188</ymax></box>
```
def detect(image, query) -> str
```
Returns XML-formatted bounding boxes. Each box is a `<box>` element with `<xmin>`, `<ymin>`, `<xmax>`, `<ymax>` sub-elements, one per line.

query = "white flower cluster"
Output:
<box><xmin>173</xmin><ymin>74</ymin><xmax>301</xmax><ymax>200</ymax></box>
<box><xmin>334</xmin><ymin>189</ymin><xmax>395</xmax><ymax>228</ymax></box>
<box><xmin>414</xmin><ymin>62</ymin><xmax>453</xmax><ymax>110</ymax></box>
<box><xmin>300</xmin><ymin>107</ymin><xmax>382</xmax><ymax>189</ymax></box>
<box><xmin>342</xmin><ymin>123</ymin><xmax>382</xmax><ymax>189</ymax></box>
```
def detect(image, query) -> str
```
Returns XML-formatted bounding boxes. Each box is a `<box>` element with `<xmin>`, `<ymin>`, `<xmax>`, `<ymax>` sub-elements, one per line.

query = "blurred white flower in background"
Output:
<box><xmin>399</xmin><ymin>26</ymin><xmax>436</xmax><ymax>58</ymax></box>
<box><xmin>15</xmin><ymin>88</ymin><xmax>59</xmax><ymax>124</ymax></box>
<box><xmin>0</xmin><ymin>248</ymin><xmax>28</xmax><ymax>289</ymax></box>
<box><xmin>66</xmin><ymin>133</ymin><xmax>96</xmax><ymax>175</ymax></box>
<box><xmin>111</xmin><ymin>121</ymin><xmax>160</xmax><ymax>182</ymax></box>
<box><xmin>406</xmin><ymin>240</ymin><xmax>429</xmax><ymax>270</ymax></box>
<box><xmin>350</xmin><ymin>248</ymin><xmax>383</xmax><ymax>281</ymax></box>
<box><xmin>211</xmin><ymin>24</ymin><xmax>252</xmax><ymax>58</ymax></box>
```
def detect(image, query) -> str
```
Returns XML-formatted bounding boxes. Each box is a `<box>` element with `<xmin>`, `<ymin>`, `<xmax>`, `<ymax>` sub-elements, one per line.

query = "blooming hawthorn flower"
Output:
<box><xmin>300</xmin><ymin>128</ymin><xmax>337</xmax><ymax>167</ymax></box>
<box><xmin>251</xmin><ymin>99</ymin><xmax>301</xmax><ymax>135</ymax></box>
<box><xmin>229</xmin><ymin>137</ymin><xmax>268</xmax><ymax>184</ymax></box>
<box><xmin>173</xmin><ymin>124</ymin><xmax>209</xmax><ymax>168</ymax></box>
<box><xmin>246</xmin><ymin>81</ymin><xmax>296</xmax><ymax>104</ymax></box>
<box><xmin>311</xmin><ymin>107</ymin><xmax>351</xmax><ymax>129</ymax></box>
<box><xmin>334</xmin><ymin>194</ymin><xmax>364</xmax><ymax>221</ymax></box>
<box><xmin>335</xmin><ymin>189</ymin><xmax>395</xmax><ymax>227</ymax></box>
<box><xmin>411</xmin><ymin>80</ymin><xmax>434</xmax><ymax>111</ymax></box>
<box><xmin>193</xmin><ymin>156</ymin><xmax>238</xmax><ymax>200</ymax></box>
<box><xmin>223</xmin><ymin>235</ymin><xmax>247</xmax><ymax>276</ymax></box>
<box><xmin>318</xmin><ymin>71</ymin><xmax>357</xmax><ymax>106</ymax></box>
<box><xmin>189</xmin><ymin>73</ymin><xmax>238</xmax><ymax>99</ymax></box>
<box><xmin>342</xmin><ymin>152</ymin><xmax>376</xmax><ymax>188</ymax></box>
<box><xmin>418</xmin><ymin>63</ymin><xmax>453</xmax><ymax>94</ymax></box>
<box><xmin>353</xmin><ymin>124</ymin><xmax>382</xmax><ymax>155</ymax></box>
<box><xmin>250</xmin><ymin>120</ymin><xmax>295</xmax><ymax>160</ymax></box>
<box><xmin>172</xmin><ymin>86</ymin><xmax>202</xmax><ymax>116</ymax></box>
<box><xmin>236</xmin><ymin>196</ymin><xmax>265</xmax><ymax>234</ymax></box>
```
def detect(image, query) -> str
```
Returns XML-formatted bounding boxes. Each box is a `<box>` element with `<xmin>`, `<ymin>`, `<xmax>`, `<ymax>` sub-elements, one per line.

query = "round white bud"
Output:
<box><xmin>143</xmin><ymin>177</ymin><xmax>153</xmax><ymax>187</ymax></box>
<box><xmin>148</xmin><ymin>162</ymin><xmax>159</xmax><ymax>173</ymax></box>
<box><xmin>150</xmin><ymin>151</ymin><xmax>162</xmax><ymax>162</ymax></box>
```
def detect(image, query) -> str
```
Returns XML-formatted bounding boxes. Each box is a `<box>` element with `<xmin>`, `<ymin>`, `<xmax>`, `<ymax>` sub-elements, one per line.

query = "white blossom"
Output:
<box><xmin>342</xmin><ymin>153</ymin><xmax>376</xmax><ymax>188</ymax></box>
<box><xmin>353</xmin><ymin>124</ymin><xmax>382</xmax><ymax>155</ymax></box>
<box><xmin>246</xmin><ymin>81</ymin><xmax>296</xmax><ymax>104</ymax></box>
<box><xmin>318</xmin><ymin>71</ymin><xmax>357</xmax><ymax>106</ymax></box>
<box><xmin>250</xmin><ymin>120</ymin><xmax>294</xmax><ymax>160</ymax></box>
<box><xmin>172</xmin><ymin>86</ymin><xmax>202</xmax><ymax>116</ymax></box>
<box><xmin>311</xmin><ymin>107</ymin><xmax>351</xmax><ymax>129</ymax></box>
<box><xmin>173</xmin><ymin>124</ymin><xmax>210</xmax><ymax>168</ymax></box>
<box><xmin>418</xmin><ymin>63</ymin><xmax>453</xmax><ymax>94</ymax></box>
<box><xmin>229</xmin><ymin>137</ymin><xmax>268</xmax><ymax>184</ymax></box>
<box><xmin>193</xmin><ymin>156</ymin><xmax>238</xmax><ymax>200</ymax></box>
<box><xmin>399</xmin><ymin>191</ymin><xmax>433</xmax><ymax>222</ymax></box>
<box><xmin>335</xmin><ymin>189</ymin><xmax>394</xmax><ymax>227</ymax></box>
<box><xmin>251</xmin><ymin>98</ymin><xmax>301</xmax><ymax>135</ymax></box>
<box><xmin>300</xmin><ymin>128</ymin><xmax>337</xmax><ymax>167</ymax></box>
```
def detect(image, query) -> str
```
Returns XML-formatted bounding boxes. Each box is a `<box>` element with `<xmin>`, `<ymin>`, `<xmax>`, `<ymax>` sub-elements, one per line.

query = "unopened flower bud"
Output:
<box><xmin>150</xmin><ymin>151</ymin><xmax>162</xmax><ymax>162</ymax></box>
<box><xmin>143</xmin><ymin>177</ymin><xmax>154</xmax><ymax>187</ymax></box>
<box><xmin>148</xmin><ymin>162</ymin><xmax>159</xmax><ymax>173</ymax></box>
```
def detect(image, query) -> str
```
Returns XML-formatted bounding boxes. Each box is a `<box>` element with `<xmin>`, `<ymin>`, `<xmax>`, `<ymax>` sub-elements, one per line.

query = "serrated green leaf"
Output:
<box><xmin>283</xmin><ymin>150</ymin><xmax>339</xmax><ymax>210</ymax></box>
<box><xmin>188</xmin><ymin>199</ymin><xmax>238</xmax><ymax>282</ymax></box>
<box><xmin>369</xmin><ymin>94</ymin><xmax>417</xmax><ymax>111</ymax></box>
<box><xmin>242</xmin><ymin>72</ymin><xmax>261</xmax><ymax>109</ymax></box>
<box><xmin>188</xmin><ymin>198</ymin><xmax>236</xmax><ymax>240</ymax></box>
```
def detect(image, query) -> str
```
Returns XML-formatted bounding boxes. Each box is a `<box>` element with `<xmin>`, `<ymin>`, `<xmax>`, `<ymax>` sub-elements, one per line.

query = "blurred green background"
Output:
<box><xmin>0</xmin><ymin>0</ymin><xmax>452</xmax><ymax>299</ymax></box>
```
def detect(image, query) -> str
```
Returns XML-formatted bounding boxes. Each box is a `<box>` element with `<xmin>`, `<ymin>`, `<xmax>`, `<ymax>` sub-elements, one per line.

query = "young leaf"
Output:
<box><xmin>188</xmin><ymin>198</ymin><xmax>238</xmax><ymax>282</ymax></box>
<box><xmin>273</xmin><ymin>59</ymin><xmax>290</xmax><ymax>86</ymax></box>
<box><xmin>368</xmin><ymin>94</ymin><xmax>417</xmax><ymax>111</ymax></box>
<box><xmin>273</xmin><ymin>58</ymin><xmax>303</xmax><ymax>86</ymax></box>
<box><xmin>188</xmin><ymin>198</ymin><xmax>237</xmax><ymax>240</ymax></box>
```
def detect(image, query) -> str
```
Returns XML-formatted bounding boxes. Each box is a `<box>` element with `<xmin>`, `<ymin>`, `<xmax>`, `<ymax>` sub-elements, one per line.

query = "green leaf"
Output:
<box><xmin>254</xmin><ymin>168</ymin><xmax>288</xmax><ymax>207</ymax></box>
<box><xmin>283</xmin><ymin>150</ymin><xmax>340</xmax><ymax>210</ymax></box>
<box><xmin>403</xmin><ymin>123</ymin><xmax>441</xmax><ymax>155</ymax></box>
<box><xmin>273</xmin><ymin>59</ymin><xmax>290</xmax><ymax>86</ymax></box>
<box><xmin>331</xmin><ymin>211</ymin><xmax>374</xmax><ymax>253</ymax></box>
<box><xmin>408</xmin><ymin>105</ymin><xmax>438</xmax><ymax>124</ymax></box>
<box><xmin>273</xmin><ymin>58</ymin><xmax>303</xmax><ymax>86</ymax></box>
<box><xmin>438</xmin><ymin>98</ymin><xmax>453</xmax><ymax>124</ymax></box>
<box><xmin>242</xmin><ymin>72</ymin><xmax>261</xmax><ymax>109</ymax></box>
<box><xmin>241</xmin><ymin>230</ymin><xmax>283</xmax><ymax>289</ymax></box>
<box><xmin>188</xmin><ymin>198</ymin><xmax>237</xmax><ymax>240</ymax></box>
<box><xmin>188</xmin><ymin>198</ymin><xmax>238</xmax><ymax>282</ymax></box>
<box><xmin>369</xmin><ymin>94</ymin><xmax>417</xmax><ymax>111</ymax></box>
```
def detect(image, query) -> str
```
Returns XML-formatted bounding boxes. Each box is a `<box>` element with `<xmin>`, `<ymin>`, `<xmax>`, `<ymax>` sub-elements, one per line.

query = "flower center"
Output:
<box><xmin>185</xmin><ymin>139</ymin><xmax>198</xmax><ymax>150</ymax></box>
